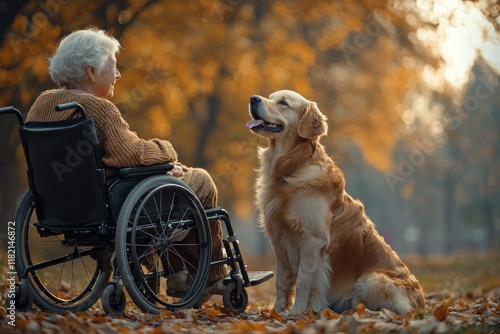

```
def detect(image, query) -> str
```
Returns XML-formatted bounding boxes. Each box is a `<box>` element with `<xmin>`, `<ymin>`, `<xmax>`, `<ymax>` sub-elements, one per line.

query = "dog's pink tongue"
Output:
<box><xmin>246</xmin><ymin>119</ymin><xmax>264</xmax><ymax>129</ymax></box>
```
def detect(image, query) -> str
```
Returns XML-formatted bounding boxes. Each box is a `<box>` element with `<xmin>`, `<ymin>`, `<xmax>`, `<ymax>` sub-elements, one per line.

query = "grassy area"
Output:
<box><xmin>244</xmin><ymin>251</ymin><xmax>500</xmax><ymax>294</ymax></box>
<box><xmin>403</xmin><ymin>252</ymin><xmax>500</xmax><ymax>295</ymax></box>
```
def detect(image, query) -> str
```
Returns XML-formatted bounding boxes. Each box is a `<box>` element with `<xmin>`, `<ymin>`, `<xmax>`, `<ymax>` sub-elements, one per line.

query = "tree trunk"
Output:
<box><xmin>442</xmin><ymin>171</ymin><xmax>455</xmax><ymax>254</ymax></box>
<box><xmin>194</xmin><ymin>93</ymin><xmax>221</xmax><ymax>168</ymax></box>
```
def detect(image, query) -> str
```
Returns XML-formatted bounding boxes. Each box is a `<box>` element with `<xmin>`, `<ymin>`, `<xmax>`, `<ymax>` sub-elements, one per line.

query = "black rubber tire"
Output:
<box><xmin>14</xmin><ymin>189</ymin><xmax>111</xmax><ymax>312</ymax></box>
<box><xmin>223</xmin><ymin>282</ymin><xmax>248</xmax><ymax>313</ymax></box>
<box><xmin>116</xmin><ymin>176</ymin><xmax>211</xmax><ymax>313</ymax></box>
<box><xmin>9</xmin><ymin>284</ymin><xmax>33</xmax><ymax>312</ymax></box>
<box><xmin>101</xmin><ymin>284</ymin><xmax>126</xmax><ymax>316</ymax></box>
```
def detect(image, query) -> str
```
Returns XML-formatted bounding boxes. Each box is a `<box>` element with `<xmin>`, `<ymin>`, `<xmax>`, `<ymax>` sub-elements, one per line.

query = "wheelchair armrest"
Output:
<box><xmin>116</xmin><ymin>162</ymin><xmax>174</xmax><ymax>178</ymax></box>
<box><xmin>206</xmin><ymin>207</ymin><xmax>229</xmax><ymax>220</ymax></box>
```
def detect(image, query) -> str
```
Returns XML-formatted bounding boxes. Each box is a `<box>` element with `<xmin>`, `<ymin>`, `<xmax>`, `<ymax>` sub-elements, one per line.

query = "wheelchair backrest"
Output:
<box><xmin>19</xmin><ymin>115</ymin><xmax>109</xmax><ymax>228</ymax></box>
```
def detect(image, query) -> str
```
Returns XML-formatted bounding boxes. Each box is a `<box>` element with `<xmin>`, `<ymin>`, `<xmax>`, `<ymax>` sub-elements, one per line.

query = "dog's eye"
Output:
<box><xmin>279</xmin><ymin>100</ymin><xmax>288</xmax><ymax>106</ymax></box>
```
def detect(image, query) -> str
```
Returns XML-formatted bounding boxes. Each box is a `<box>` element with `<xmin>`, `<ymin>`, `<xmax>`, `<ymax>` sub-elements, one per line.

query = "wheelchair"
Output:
<box><xmin>1</xmin><ymin>102</ymin><xmax>272</xmax><ymax>315</ymax></box>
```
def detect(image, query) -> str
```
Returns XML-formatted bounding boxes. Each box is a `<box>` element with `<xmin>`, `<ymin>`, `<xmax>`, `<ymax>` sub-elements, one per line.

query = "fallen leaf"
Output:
<box><xmin>434</xmin><ymin>299</ymin><xmax>451</xmax><ymax>321</ymax></box>
<box><xmin>294</xmin><ymin>319</ymin><xmax>309</xmax><ymax>330</ymax></box>
<box><xmin>91</xmin><ymin>315</ymin><xmax>108</xmax><ymax>323</ymax></box>
<box><xmin>321</xmin><ymin>308</ymin><xmax>339</xmax><ymax>319</ymax></box>
<box><xmin>229</xmin><ymin>320</ymin><xmax>266</xmax><ymax>333</ymax></box>
<box><xmin>200</xmin><ymin>308</ymin><xmax>222</xmax><ymax>317</ymax></box>
<box><xmin>355</xmin><ymin>303</ymin><xmax>366</xmax><ymax>316</ymax></box>
<box><xmin>268</xmin><ymin>308</ymin><xmax>283</xmax><ymax>322</ymax></box>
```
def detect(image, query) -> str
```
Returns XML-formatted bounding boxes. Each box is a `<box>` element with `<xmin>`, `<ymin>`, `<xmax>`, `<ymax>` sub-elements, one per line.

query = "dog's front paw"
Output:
<box><xmin>279</xmin><ymin>311</ymin><xmax>290</xmax><ymax>319</ymax></box>
<box><xmin>283</xmin><ymin>311</ymin><xmax>308</xmax><ymax>320</ymax></box>
<box><xmin>288</xmin><ymin>297</ymin><xmax>310</xmax><ymax>315</ymax></box>
<box><xmin>273</xmin><ymin>304</ymin><xmax>287</xmax><ymax>313</ymax></box>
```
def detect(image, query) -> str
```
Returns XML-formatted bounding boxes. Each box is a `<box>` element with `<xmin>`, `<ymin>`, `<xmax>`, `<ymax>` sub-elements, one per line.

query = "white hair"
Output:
<box><xmin>49</xmin><ymin>27</ymin><xmax>121</xmax><ymax>87</ymax></box>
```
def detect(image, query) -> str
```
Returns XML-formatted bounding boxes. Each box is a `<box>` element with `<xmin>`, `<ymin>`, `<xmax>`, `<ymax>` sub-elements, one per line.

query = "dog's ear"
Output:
<box><xmin>298</xmin><ymin>101</ymin><xmax>328</xmax><ymax>139</ymax></box>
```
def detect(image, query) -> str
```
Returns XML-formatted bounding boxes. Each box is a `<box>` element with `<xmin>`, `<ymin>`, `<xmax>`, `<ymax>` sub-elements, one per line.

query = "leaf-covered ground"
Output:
<box><xmin>1</xmin><ymin>253</ymin><xmax>499</xmax><ymax>333</ymax></box>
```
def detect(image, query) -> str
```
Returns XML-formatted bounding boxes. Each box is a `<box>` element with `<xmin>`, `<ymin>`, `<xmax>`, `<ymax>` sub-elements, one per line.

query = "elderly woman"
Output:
<box><xmin>27</xmin><ymin>27</ymin><xmax>227</xmax><ymax>303</ymax></box>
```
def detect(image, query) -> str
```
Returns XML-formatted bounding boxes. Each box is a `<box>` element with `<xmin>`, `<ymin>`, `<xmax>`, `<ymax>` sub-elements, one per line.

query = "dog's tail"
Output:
<box><xmin>349</xmin><ymin>271</ymin><xmax>424</xmax><ymax>315</ymax></box>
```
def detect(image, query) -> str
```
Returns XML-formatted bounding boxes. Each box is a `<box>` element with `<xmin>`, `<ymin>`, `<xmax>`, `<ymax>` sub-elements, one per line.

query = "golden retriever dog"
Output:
<box><xmin>246</xmin><ymin>90</ymin><xmax>425</xmax><ymax>315</ymax></box>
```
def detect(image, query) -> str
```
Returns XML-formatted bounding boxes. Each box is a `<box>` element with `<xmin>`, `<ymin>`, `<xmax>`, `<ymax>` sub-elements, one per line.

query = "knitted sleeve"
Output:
<box><xmin>87</xmin><ymin>98</ymin><xmax>178</xmax><ymax>168</ymax></box>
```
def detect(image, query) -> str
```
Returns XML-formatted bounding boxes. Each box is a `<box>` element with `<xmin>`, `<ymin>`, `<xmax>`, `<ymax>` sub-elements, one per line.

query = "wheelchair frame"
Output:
<box><xmin>1</xmin><ymin>103</ymin><xmax>272</xmax><ymax>315</ymax></box>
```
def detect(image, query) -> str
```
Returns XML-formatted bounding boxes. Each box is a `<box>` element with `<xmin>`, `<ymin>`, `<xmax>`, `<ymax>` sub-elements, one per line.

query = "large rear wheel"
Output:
<box><xmin>14</xmin><ymin>189</ymin><xmax>111</xmax><ymax>312</ymax></box>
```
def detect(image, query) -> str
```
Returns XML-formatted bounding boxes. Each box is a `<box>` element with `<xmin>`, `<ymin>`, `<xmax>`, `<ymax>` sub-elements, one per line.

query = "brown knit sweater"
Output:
<box><xmin>27</xmin><ymin>89</ymin><xmax>178</xmax><ymax>168</ymax></box>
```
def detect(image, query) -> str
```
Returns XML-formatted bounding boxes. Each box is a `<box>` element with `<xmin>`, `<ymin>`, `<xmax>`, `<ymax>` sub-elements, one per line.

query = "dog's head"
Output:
<box><xmin>247</xmin><ymin>90</ymin><xmax>328</xmax><ymax>140</ymax></box>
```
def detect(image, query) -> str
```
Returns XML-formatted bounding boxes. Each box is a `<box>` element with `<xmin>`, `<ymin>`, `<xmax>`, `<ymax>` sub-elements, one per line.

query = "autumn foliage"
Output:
<box><xmin>0</xmin><ymin>0</ymin><xmax>469</xmax><ymax>218</ymax></box>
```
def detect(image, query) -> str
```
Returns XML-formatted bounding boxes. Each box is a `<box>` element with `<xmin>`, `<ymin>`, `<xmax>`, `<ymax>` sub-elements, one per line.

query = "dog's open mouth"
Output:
<box><xmin>246</xmin><ymin>115</ymin><xmax>284</xmax><ymax>133</ymax></box>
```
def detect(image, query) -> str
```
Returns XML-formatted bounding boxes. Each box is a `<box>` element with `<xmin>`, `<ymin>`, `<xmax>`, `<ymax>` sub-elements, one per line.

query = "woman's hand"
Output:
<box><xmin>168</xmin><ymin>164</ymin><xmax>184</xmax><ymax>178</ymax></box>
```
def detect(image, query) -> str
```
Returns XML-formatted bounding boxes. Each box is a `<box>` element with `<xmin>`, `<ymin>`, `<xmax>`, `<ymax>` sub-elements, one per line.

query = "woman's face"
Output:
<box><xmin>93</xmin><ymin>55</ymin><xmax>121</xmax><ymax>99</ymax></box>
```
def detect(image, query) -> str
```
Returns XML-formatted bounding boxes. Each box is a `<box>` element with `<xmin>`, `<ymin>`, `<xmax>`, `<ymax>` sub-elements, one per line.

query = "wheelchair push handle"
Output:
<box><xmin>0</xmin><ymin>106</ymin><xmax>24</xmax><ymax>125</ymax></box>
<box><xmin>55</xmin><ymin>102</ymin><xmax>87</xmax><ymax>119</ymax></box>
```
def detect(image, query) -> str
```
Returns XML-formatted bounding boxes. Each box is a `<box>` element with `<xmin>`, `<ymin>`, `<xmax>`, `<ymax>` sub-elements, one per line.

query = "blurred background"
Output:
<box><xmin>0</xmin><ymin>0</ymin><xmax>499</xmax><ymax>256</ymax></box>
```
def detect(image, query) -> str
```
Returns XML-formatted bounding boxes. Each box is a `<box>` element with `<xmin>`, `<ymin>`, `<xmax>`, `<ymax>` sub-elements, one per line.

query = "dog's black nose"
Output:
<box><xmin>250</xmin><ymin>96</ymin><xmax>261</xmax><ymax>104</ymax></box>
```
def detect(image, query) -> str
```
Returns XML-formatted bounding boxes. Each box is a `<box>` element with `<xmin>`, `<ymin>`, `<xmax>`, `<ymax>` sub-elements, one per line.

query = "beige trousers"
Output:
<box><xmin>179</xmin><ymin>167</ymin><xmax>228</xmax><ymax>285</ymax></box>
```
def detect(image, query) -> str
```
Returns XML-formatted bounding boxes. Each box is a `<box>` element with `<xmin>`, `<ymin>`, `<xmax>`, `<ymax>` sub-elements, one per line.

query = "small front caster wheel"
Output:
<box><xmin>12</xmin><ymin>284</ymin><xmax>33</xmax><ymax>312</ymax></box>
<box><xmin>222</xmin><ymin>282</ymin><xmax>248</xmax><ymax>313</ymax></box>
<box><xmin>102</xmin><ymin>284</ymin><xmax>126</xmax><ymax>316</ymax></box>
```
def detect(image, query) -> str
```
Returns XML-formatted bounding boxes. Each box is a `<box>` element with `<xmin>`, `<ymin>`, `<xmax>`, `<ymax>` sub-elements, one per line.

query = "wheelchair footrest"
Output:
<box><xmin>246</xmin><ymin>270</ymin><xmax>274</xmax><ymax>287</ymax></box>
<box><xmin>224</xmin><ymin>271</ymin><xmax>274</xmax><ymax>287</ymax></box>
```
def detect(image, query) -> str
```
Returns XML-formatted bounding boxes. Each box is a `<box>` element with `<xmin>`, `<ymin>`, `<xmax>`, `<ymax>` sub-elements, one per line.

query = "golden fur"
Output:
<box><xmin>247</xmin><ymin>90</ymin><xmax>425</xmax><ymax>314</ymax></box>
